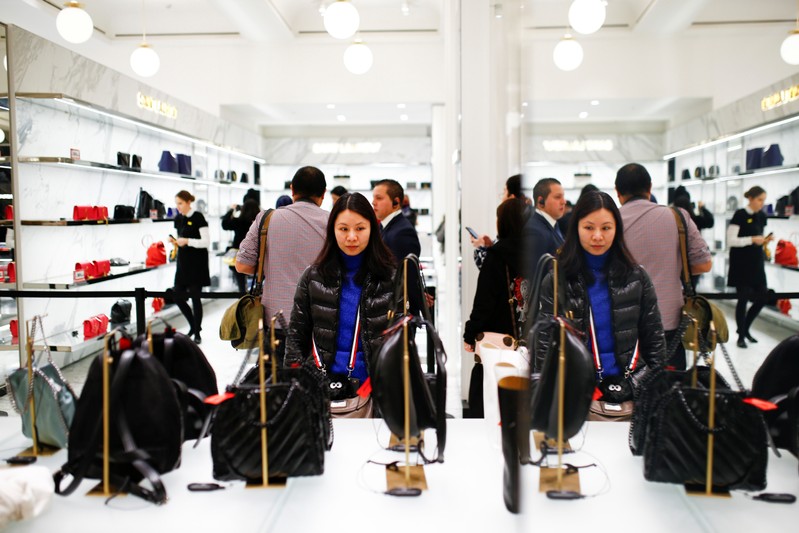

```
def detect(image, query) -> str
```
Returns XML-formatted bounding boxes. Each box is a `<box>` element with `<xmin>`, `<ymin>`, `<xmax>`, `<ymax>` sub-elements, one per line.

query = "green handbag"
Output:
<box><xmin>5</xmin><ymin>316</ymin><xmax>77</xmax><ymax>449</ymax></box>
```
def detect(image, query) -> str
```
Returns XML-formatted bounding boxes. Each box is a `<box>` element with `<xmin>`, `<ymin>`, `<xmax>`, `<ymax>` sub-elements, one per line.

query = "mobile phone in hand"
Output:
<box><xmin>465</xmin><ymin>226</ymin><xmax>479</xmax><ymax>239</ymax></box>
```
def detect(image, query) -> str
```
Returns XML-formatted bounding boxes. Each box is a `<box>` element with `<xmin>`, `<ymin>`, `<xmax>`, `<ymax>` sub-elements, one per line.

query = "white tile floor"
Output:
<box><xmin>0</xmin><ymin>297</ymin><xmax>795</xmax><ymax>418</ymax></box>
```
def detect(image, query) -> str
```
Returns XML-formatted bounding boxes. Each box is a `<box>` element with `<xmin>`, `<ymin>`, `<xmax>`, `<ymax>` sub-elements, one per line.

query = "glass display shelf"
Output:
<box><xmin>675</xmin><ymin>164</ymin><xmax>799</xmax><ymax>187</ymax></box>
<box><xmin>23</xmin><ymin>262</ymin><xmax>175</xmax><ymax>290</ymax></box>
<box><xmin>21</xmin><ymin>218</ymin><xmax>175</xmax><ymax>226</ymax></box>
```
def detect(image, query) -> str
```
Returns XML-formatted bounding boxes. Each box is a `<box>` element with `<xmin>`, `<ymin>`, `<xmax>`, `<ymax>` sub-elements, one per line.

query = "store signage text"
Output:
<box><xmin>761</xmin><ymin>84</ymin><xmax>799</xmax><ymax>111</ymax></box>
<box><xmin>137</xmin><ymin>92</ymin><xmax>178</xmax><ymax>120</ymax></box>
<box><xmin>542</xmin><ymin>139</ymin><xmax>614</xmax><ymax>152</ymax></box>
<box><xmin>312</xmin><ymin>142</ymin><xmax>382</xmax><ymax>154</ymax></box>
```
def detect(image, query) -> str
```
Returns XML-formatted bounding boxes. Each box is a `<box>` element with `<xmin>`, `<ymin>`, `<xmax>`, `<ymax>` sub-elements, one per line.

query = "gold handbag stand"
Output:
<box><xmin>538</xmin><ymin>260</ymin><xmax>580</xmax><ymax>494</ymax></box>
<box><xmin>386</xmin><ymin>258</ymin><xmax>426</xmax><ymax>496</ymax></box>
<box><xmin>247</xmin><ymin>317</ymin><xmax>286</xmax><ymax>488</ymax></box>
<box><xmin>88</xmin><ymin>330</ymin><xmax>124</xmax><ymax>496</ymax></box>
<box><xmin>19</xmin><ymin>316</ymin><xmax>59</xmax><ymax>457</ymax></box>
<box><xmin>685</xmin><ymin>324</ymin><xmax>730</xmax><ymax>498</ymax></box>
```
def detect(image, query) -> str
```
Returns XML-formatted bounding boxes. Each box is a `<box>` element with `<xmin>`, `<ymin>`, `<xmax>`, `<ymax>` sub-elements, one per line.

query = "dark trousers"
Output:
<box><xmin>172</xmin><ymin>284</ymin><xmax>203</xmax><ymax>334</ymax></box>
<box><xmin>664</xmin><ymin>328</ymin><xmax>687</xmax><ymax>370</ymax></box>
<box><xmin>229</xmin><ymin>265</ymin><xmax>248</xmax><ymax>294</ymax></box>
<box><xmin>735</xmin><ymin>285</ymin><xmax>767</xmax><ymax>338</ymax></box>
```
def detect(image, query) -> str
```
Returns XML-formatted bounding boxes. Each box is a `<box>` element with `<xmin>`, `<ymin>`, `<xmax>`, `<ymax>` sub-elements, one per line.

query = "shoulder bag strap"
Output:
<box><xmin>505</xmin><ymin>266</ymin><xmax>519</xmax><ymax>341</ymax></box>
<box><xmin>670</xmin><ymin>207</ymin><xmax>694</xmax><ymax>298</ymax></box>
<box><xmin>250</xmin><ymin>208</ymin><xmax>275</xmax><ymax>295</ymax></box>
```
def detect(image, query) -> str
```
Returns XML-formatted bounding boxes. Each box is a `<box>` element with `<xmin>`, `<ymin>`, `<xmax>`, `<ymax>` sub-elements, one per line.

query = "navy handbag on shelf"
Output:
<box><xmin>158</xmin><ymin>151</ymin><xmax>179</xmax><ymax>173</ymax></box>
<box><xmin>177</xmin><ymin>154</ymin><xmax>192</xmax><ymax>176</ymax></box>
<box><xmin>745</xmin><ymin>147</ymin><xmax>764</xmax><ymax>171</ymax></box>
<box><xmin>762</xmin><ymin>144</ymin><xmax>784</xmax><ymax>168</ymax></box>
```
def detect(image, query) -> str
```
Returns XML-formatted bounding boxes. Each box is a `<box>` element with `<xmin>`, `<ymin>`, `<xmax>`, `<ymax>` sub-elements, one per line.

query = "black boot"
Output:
<box><xmin>498</xmin><ymin>376</ymin><xmax>531</xmax><ymax>514</ymax></box>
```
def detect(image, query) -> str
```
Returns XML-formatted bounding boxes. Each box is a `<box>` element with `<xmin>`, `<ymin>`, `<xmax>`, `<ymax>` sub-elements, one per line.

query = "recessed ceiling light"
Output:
<box><xmin>579</xmin><ymin>111</ymin><xmax>588</xmax><ymax>119</ymax></box>
<box><xmin>521</xmin><ymin>102</ymin><xmax>528</xmax><ymax>107</ymax></box>
<box><xmin>590</xmin><ymin>100</ymin><xmax>599</xmax><ymax>106</ymax></box>
<box><xmin>400</xmin><ymin>114</ymin><xmax>409</xmax><ymax>121</ymax></box>
<box><xmin>397</xmin><ymin>103</ymin><xmax>406</xmax><ymax>109</ymax></box>
<box><xmin>327</xmin><ymin>103</ymin><xmax>336</xmax><ymax>109</ymax></box>
<box><xmin>337</xmin><ymin>114</ymin><xmax>346</xmax><ymax>122</ymax></box>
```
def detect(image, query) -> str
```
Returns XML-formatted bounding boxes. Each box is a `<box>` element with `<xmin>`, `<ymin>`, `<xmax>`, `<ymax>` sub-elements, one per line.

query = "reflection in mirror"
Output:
<box><xmin>0</xmin><ymin>22</ymin><xmax>17</xmax><ymax>381</ymax></box>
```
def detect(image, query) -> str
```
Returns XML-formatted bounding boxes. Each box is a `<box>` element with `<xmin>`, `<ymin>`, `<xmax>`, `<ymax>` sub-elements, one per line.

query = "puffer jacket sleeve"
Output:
<box><xmin>631</xmin><ymin>268</ymin><xmax>666</xmax><ymax>387</ymax></box>
<box><xmin>532</xmin><ymin>271</ymin><xmax>556</xmax><ymax>373</ymax></box>
<box><xmin>285</xmin><ymin>266</ymin><xmax>314</xmax><ymax>366</ymax></box>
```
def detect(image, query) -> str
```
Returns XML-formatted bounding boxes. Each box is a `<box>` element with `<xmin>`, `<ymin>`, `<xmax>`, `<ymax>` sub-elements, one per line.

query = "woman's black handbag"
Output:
<box><xmin>643</xmin><ymin>385</ymin><xmax>768</xmax><ymax>491</ymax></box>
<box><xmin>629</xmin><ymin>365</ymin><xmax>731</xmax><ymax>456</ymax></box>
<box><xmin>113</xmin><ymin>205</ymin><xmax>135</xmax><ymax>220</ymax></box>
<box><xmin>53</xmin><ymin>338</ymin><xmax>183</xmax><ymax>504</ymax></box>
<box><xmin>110</xmin><ymin>299</ymin><xmax>132</xmax><ymax>324</ymax></box>
<box><xmin>210</xmin><ymin>351</ymin><xmax>328</xmax><ymax>482</ymax></box>
<box><xmin>136</xmin><ymin>188</ymin><xmax>154</xmax><ymax>219</ymax></box>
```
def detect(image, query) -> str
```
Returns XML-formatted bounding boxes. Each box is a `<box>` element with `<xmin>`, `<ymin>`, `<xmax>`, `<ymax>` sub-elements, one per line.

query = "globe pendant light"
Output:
<box><xmin>324</xmin><ymin>1</ymin><xmax>360</xmax><ymax>40</ymax></box>
<box><xmin>130</xmin><ymin>0</ymin><xmax>160</xmax><ymax>77</ymax></box>
<box><xmin>782</xmin><ymin>31</ymin><xmax>799</xmax><ymax>65</ymax></box>
<box><xmin>553</xmin><ymin>34</ymin><xmax>583</xmax><ymax>71</ymax></box>
<box><xmin>343</xmin><ymin>39</ymin><xmax>373</xmax><ymax>74</ymax></box>
<box><xmin>56</xmin><ymin>1</ymin><xmax>94</xmax><ymax>44</ymax></box>
<box><xmin>568</xmin><ymin>0</ymin><xmax>606</xmax><ymax>35</ymax></box>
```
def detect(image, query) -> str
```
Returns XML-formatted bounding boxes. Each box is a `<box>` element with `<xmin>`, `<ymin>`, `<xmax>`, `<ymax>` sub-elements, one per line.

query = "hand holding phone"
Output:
<box><xmin>465</xmin><ymin>226</ymin><xmax>479</xmax><ymax>239</ymax></box>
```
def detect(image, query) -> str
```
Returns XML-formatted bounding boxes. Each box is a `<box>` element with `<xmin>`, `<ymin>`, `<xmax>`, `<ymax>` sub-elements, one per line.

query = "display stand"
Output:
<box><xmin>19</xmin><ymin>316</ymin><xmax>59</xmax><ymax>457</ymax></box>
<box><xmin>386</xmin><ymin>258</ymin><xmax>425</xmax><ymax>496</ymax></box>
<box><xmin>247</xmin><ymin>318</ymin><xmax>285</xmax><ymax>488</ymax></box>
<box><xmin>685</xmin><ymin>324</ymin><xmax>730</xmax><ymax>498</ymax></box>
<box><xmin>538</xmin><ymin>261</ymin><xmax>581</xmax><ymax>495</ymax></box>
<box><xmin>87</xmin><ymin>332</ymin><xmax>123</xmax><ymax>496</ymax></box>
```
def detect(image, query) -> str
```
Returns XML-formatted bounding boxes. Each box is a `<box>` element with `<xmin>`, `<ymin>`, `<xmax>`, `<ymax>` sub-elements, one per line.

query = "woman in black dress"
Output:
<box><xmin>170</xmin><ymin>190</ymin><xmax>210</xmax><ymax>344</ymax></box>
<box><xmin>221</xmin><ymin>198</ymin><xmax>259</xmax><ymax>293</ymax></box>
<box><xmin>727</xmin><ymin>186</ymin><xmax>774</xmax><ymax>348</ymax></box>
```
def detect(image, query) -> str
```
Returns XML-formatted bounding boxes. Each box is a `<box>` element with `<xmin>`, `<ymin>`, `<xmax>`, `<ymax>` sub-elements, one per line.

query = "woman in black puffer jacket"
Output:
<box><xmin>285</xmin><ymin>193</ymin><xmax>396</xmax><ymax>406</ymax></box>
<box><xmin>535</xmin><ymin>191</ymin><xmax>665</xmax><ymax>401</ymax></box>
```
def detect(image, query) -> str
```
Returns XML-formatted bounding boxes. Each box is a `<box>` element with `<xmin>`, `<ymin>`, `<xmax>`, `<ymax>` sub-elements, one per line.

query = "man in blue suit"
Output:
<box><xmin>373</xmin><ymin>179</ymin><xmax>421</xmax><ymax>263</ymax></box>
<box><xmin>527</xmin><ymin>177</ymin><xmax>566</xmax><ymax>274</ymax></box>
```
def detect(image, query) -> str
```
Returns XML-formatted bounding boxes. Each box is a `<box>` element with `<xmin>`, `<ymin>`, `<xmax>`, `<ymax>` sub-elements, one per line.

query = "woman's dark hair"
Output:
<box><xmin>330</xmin><ymin>185</ymin><xmax>348</xmax><ymax>197</ymax></box>
<box><xmin>579</xmin><ymin>183</ymin><xmax>599</xmax><ymax>199</ymax></box>
<box><xmin>559</xmin><ymin>191</ymin><xmax>638</xmax><ymax>283</ymax></box>
<box><xmin>176</xmin><ymin>190</ymin><xmax>195</xmax><ymax>203</ymax></box>
<box><xmin>315</xmin><ymin>192</ymin><xmax>395</xmax><ymax>284</ymax></box>
<box><xmin>240</xmin><ymin>199</ymin><xmax>260</xmax><ymax>223</ymax></box>
<box><xmin>744</xmin><ymin>186</ymin><xmax>766</xmax><ymax>199</ymax></box>
<box><xmin>505</xmin><ymin>174</ymin><xmax>526</xmax><ymax>200</ymax></box>
<box><xmin>496</xmin><ymin>198</ymin><xmax>528</xmax><ymax>240</ymax></box>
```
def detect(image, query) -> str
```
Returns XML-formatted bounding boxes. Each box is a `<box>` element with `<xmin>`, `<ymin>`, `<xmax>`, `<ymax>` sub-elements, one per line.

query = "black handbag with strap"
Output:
<box><xmin>53</xmin><ymin>335</ymin><xmax>183</xmax><ymax>504</ymax></box>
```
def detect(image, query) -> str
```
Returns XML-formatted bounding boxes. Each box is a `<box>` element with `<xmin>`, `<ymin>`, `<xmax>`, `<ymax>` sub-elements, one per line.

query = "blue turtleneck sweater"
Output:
<box><xmin>584</xmin><ymin>250</ymin><xmax>619</xmax><ymax>377</ymax></box>
<box><xmin>332</xmin><ymin>251</ymin><xmax>368</xmax><ymax>383</ymax></box>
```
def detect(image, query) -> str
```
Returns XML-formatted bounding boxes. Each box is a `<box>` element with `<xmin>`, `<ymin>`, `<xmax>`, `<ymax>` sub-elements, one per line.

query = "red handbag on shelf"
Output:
<box><xmin>92</xmin><ymin>259</ymin><xmax>111</xmax><ymax>277</ymax></box>
<box><xmin>775</xmin><ymin>240</ymin><xmax>798</xmax><ymax>267</ymax></box>
<box><xmin>152</xmin><ymin>297</ymin><xmax>165</xmax><ymax>313</ymax></box>
<box><xmin>6</xmin><ymin>262</ymin><xmax>15</xmax><ymax>283</ymax></box>
<box><xmin>146</xmin><ymin>242</ymin><xmax>167</xmax><ymax>267</ymax></box>
<box><xmin>73</xmin><ymin>205</ymin><xmax>93</xmax><ymax>220</ymax></box>
<box><xmin>3</xmin><ymin>205</ymin><xmax>13</xmax><ymax>220</ymax></box>
<box><xmin>74</xmin><ymin>261</ymin><xmax>98</xmax><ymax>281</ymax></box>
<box><xmin>83</xmin><ymin>314</ymin><xmax>109</xmax><ymax>339</ymax></box>
<box><xmin>94</xmin><ymin>206</ymin><xmax>109</xmax><ymax>220</ymax></box>
<box><xmin>9</xmin><ymin>319</ymin><xmax>18</xmax><ymax>338</ymax></box>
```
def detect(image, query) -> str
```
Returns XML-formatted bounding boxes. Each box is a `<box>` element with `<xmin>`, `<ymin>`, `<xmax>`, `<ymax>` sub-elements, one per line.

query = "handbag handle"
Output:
<box><xmin>387</xmin><ymin>254</ymin><xmax>433</xmax><ymax>325</ymax></box>
<box><xmin>674</xmin><ymin>387</ymin><xmax>728</xmax><ymax>434</ymax></box>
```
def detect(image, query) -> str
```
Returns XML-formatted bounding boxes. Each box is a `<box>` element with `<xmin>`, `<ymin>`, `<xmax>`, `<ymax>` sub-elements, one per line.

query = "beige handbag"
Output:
<box><xmin>587</xmin><ymin>400</ymin><xmax>634</xmax><ymax>422</ymax></box>
<box><xmin>330</xmin><ymin>395</ymin><xmax>374</xmax><ymax>419</ymax></box>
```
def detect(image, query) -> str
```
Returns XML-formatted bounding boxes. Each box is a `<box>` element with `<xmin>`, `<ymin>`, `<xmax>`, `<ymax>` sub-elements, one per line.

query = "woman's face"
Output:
<box><xmin>335</xmin><ymin>209</ymin><xmax>371</xmax><ymax>256</ymax></box>
<box><xmin>175</xmin><ymin>196</ymin><xmax>191</xmax><ymax>215</ymax></box>
<box><xmin>748</xmin><ymin>192</ymin><xmax>766</xmax><ymax>212</ymax></box>
<box><xmin>578</xmin><ymin>208</ymin><xmax>616</xmax><ymax>256</ymax></box>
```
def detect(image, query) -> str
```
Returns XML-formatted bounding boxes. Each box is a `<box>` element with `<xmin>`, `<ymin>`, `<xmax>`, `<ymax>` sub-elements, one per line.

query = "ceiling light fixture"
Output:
<box><xmin>56</xmin><ymin>1</ymin><xmax>94</xmax><ymax>44</ymax></box>
<box><xmin>343</xmin><ymin>39</ymin><xmax>373</xmax><ymax>74</ymax></box>
<box><xmin>780</xmin><ymin>1</ymin><xmax>799</xmax><ymax>65</ymax></box>
<box><xmin>579</xmin><ymin>111</ymin><xmax>588</xmax><ymax>119</ymax></box>
<box><xmin>326</xmin><ymin>103</ymin><xmax>336</xmax><ymax>109</ymax></box>
<box><xmin>397</xmin><ymin>103</ymin><xmax>406</xmax><ymax>109</ymax></box>
<box><xmin>130</xmin><ymin>0</ymin><xmax>160</xmax><ymax>77</ymax></box>
<box><xmin>324</xmin><ymin>1</ymin><xmax>360</xmax><ymax>40</ymax></box>
<box><xmin>568</xmin><ymin>0</ymin><xmax>606</xmax><ymax>35</ymax></box>
<box><xmin>591</xmin><ymin>100</ymin><xmax>599</xmax><ymax>106</ymax></box>
<box><xmin>401</xmin><ymin>1</ymin><xmax>410</xmax><ymax>16</ymax></box>
<box><xmin>553</xmin><ymin>34</ymin><xmax>583</xmax><ymax>71</ymax></box>
<box><xmin>337</xmin><ymin>114</ymin><xmax>347</xmax><ymax>122</ymax></box>
<box><xmin>400</xmin><ymin>114</ymin><xmax>409</xmax><ymax>121</ymax></box>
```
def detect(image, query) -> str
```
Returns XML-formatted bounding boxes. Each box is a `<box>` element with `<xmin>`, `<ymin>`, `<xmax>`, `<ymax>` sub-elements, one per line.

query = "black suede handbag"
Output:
<box><xmin>526</xmin><ymin>255</ymin><xmax>595</xmax><ymax>440</ymax></box>
<box><xmin>53</xmin><ymin>336</ymin><xmax>183</xmax><ymax>504</ymax></box>
<box><xmin>642</xmin><ymin>385</ymin><xmax>768</xmax><ymax>491</ymax></box>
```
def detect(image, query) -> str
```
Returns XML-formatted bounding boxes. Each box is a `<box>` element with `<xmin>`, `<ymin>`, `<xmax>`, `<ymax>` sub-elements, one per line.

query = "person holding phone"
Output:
<box><xmin>727</xmin><ymin>185</ymin><xmax>774</xmax><ymax>348</ymax></box>
<box><xmin>468</xmin><ymin>174</ymin><xmax>529</xmax><ymax>269</ymax></box>
<box><xmin>170</xmin><ymin>190</ymin><xmax>210</xmax><ymax>344</ymax></box>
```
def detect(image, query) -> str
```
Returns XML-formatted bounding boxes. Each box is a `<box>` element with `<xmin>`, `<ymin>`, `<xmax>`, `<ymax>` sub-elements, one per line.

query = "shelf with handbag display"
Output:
<box><xmin>22</xmin><ymin>262</ymin><xmax>175</xmax><ymax>290</ymax></box>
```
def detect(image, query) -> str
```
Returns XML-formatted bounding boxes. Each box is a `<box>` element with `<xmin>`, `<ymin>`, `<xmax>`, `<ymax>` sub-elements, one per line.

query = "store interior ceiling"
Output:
<box><xmin>3</xmin><ymin>0</ymin><xmax>799</xmax><ymax>137</ymax></box>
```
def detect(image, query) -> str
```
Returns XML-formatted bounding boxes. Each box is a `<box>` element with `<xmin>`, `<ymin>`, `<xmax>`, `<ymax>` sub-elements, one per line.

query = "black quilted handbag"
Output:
<box><xmin>53</xmin><ymin>337</ymin><xmax>183</xmax><ymax>504</ymax></box>
<box><xmin>211</xmin><ymin>379</ymin><xmax>325</xmax><ymax>482</ymax></box>
<box><xmin>643</xmin><ymin>385</ymin><xmax>768</xmax><ymax>491</ymax></box>
<box><xmin>629</xmin><ymin>365</ymin><xmax>731</xmax><ymax>456</ymax></box>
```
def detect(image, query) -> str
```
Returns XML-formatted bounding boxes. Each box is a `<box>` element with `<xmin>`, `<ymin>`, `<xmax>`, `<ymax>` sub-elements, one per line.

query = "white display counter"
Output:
<box><xmin>1</xmin><ymin>419</ymin><xmax>797</xmax><ymax>532</ymax></box>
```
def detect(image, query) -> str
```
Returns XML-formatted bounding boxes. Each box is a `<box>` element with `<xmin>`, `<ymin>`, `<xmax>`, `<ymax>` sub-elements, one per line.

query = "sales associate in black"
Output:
<box><xmin>170</xmin><ymin>190</ymin><xmax>210</xmax><ymax>344</ymax></box>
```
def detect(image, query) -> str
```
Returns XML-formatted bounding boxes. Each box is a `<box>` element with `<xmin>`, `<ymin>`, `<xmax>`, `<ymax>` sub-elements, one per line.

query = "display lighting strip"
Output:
<box><xmin>662</xmin><ymin>114</ymin><xmax>799</xmax><ymax>160</ymax></box>
<box><xmin>677</xmin><ymin>165</ymin><xmax>799</xmax><ymax>187</ymax></box>
<box><xmin>47</xmin><ymin>96</ymin><xmax>266</xmax><ymax>164</ymax></box>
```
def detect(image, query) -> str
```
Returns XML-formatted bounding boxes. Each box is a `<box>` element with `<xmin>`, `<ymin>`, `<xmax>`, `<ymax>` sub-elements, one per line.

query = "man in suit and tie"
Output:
<box><xmin>527</xmin><ymin>177</ymin><xmax>567</xmax><ymax>273</ymax></box>
<box><xmin>372</xmin><ymin>179</ymin><xmax>421</xmax><ymax>263</ymax></box>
